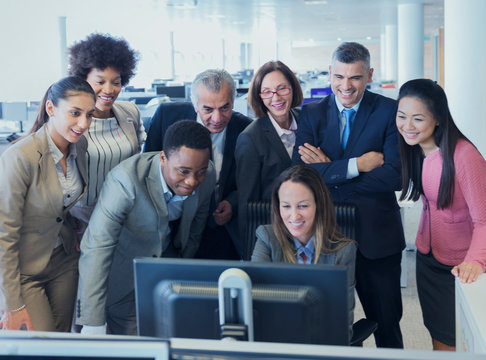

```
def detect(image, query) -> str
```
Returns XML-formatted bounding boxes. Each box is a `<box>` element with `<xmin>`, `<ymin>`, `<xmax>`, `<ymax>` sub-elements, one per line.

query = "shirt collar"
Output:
<box><xmin>293</xmin><ymin>235</ymin><xmax>315</xmax><ymax>255</ymax></box>
<box><xmin>334</xmin><ymin>94</ymin><xmax>363</xmax><ymax>114</ymax></box>
<box><xmin>46</xmin><ymin>127</ymin><xmax>77</xmax><ymax>164</ymax></box>
<box><xmin>268</xmin><ymin>111</ymin><xmax>298</xmax><ymax>137</ymax></box>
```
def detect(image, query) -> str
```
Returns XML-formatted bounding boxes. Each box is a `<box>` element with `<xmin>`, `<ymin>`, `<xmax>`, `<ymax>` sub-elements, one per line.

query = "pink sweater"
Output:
<box><xmin>417</xmin><ymin>139</ymin><xmax>486</xmax><ymax>271</ymax></box>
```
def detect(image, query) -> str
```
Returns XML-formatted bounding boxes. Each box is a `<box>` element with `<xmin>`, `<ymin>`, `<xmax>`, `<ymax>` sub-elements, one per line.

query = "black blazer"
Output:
<box><xmin>235</xmin><ymin>108</ymin><xmax>300</xmax><ymax>257</ymax></box>
<box><xmin>292</xmin><ymin>91</ymin><xmax>405</xmax><ymax>259</ymax></box>
<box><xmin>144</xmin><ymin>101</ymin><xmax>252</xmax><ymax>255</ymax></box>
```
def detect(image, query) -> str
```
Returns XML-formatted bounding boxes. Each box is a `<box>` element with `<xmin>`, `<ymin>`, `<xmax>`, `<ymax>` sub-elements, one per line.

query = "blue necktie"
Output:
<box><xmin>341</xmin><ymin>108</ymin><xmax>356</xmax><ymax>150</ymax></box>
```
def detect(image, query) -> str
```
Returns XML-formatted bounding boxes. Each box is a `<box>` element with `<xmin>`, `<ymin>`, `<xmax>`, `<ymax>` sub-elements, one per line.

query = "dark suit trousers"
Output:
<box><xmin>355</xmin><ymin>250</ymin><xmax>404</xmax><ymax>348</ymax></box>
<box><xmin>195</xmin><ymin>224</ymin><xmax>240</xmax><ymax>260</ymax></box>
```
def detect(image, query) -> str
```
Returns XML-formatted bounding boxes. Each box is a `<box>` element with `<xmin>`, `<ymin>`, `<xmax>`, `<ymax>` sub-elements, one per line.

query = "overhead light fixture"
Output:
<box><xmin>366</xmin><ymin>36</ymin><xmax>372</xmax><ymax>40</ymax></box>
<box><xmin>164</xmin><ymin>0</ymin><xmax>197</xmax><ymax>9</ymax></box>
<box><xmin>304</xmin><ymin>0</ymin><xmax>328</xmax><ymax>4</ymax></box>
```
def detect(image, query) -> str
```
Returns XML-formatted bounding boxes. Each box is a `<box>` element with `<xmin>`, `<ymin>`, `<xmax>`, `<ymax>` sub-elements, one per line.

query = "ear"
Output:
<box><xmin>160</xmin><ymin>150</ymin><xmax>167</xmax><ymax>164</ymax></box>
<box><xmin>45</xmin><ymin>100</ymin><xmax>55</xmax><ymax>117</ymax></box>
<box><xmin>367</xmin><ymin>68</ymin><xmax>374</xmax><ymax>83</ymax></box>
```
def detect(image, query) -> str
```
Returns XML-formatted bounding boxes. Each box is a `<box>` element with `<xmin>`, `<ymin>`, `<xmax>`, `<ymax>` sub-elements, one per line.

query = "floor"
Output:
<box><xmin>0</xmin><ymin>137</ymin><xmax>432</xmax><ymax>350</ymax></box>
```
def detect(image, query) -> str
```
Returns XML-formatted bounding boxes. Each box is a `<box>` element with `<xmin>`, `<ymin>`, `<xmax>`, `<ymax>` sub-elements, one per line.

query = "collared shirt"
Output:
<box><xmin>293</xmin><ymin>236</ymin><xmax>316</xmax><ymax>264</ymax></box>
<box><xmin>159</xmin><ymin>166</ymin><xmax>189</xmax><ymax>251</ymax></box>
<box><xmin>46</xmin><ymin>130</ymin><xmax>83</xmax><ymax>248</ymax></box>
<box><xmin>197</xmin><ymin>115</ymin><xmax>226</xmax><ymax>183</ymax></box>
<box><xmin>334</xmin><ymin>96</ymin><xmax>363</xmax><ymax>179</ymax></box>
<box><xmin>268</xmin><ymin>112</ymin><xmax>298</xmax><ymax>158</ymax></box>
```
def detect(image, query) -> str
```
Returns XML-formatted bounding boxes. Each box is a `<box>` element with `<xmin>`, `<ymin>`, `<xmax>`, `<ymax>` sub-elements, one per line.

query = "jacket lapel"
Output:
<box><xmin>260</xmin><ymin>116</ymin><xmax>291</xmax><ymax>163</ymax></box>
<box><xmin>112</xmin><ymin>103</ymin><xmax>139</xmax><ymax>152</ymax></box>
<box><xmin>321</xmin><ymin>95</ymin><xmax>343</xmax><ymax>160</ymax></box>
<box><xmin>145</xmin><ymin>155</ymin><xmax>169</xmax><ymax>244</ymax></box>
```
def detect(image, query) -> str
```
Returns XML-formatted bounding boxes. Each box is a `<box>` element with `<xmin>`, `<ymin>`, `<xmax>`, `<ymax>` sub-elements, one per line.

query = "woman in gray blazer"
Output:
<box><xmin>0</xmin><ymin>77</ymin><xmax>95</xmax><ymax>331</ymax></box>
<box><xmin>67</xmin><ymin>33</ymin><xmax>146</xmax><ymax>230</ymax></box>
<box><xmin>235</xmin><ymin>61</ymin><xmax>303</xmax><ymax>258</ymax></box>
<box><xmin>251</xmin><ymin>165</ymin><xmax>356</xmax><ymax>335</ymax></box>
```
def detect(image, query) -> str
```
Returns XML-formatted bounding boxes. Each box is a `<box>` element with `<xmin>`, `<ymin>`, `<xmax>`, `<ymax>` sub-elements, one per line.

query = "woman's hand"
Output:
<box><xmin>0</xmin><ymin>307</ymin><xmax>34</xmax><ymax>330</ymax></box>
<box><xmin>451</xmin><ymin>262</ymin><xmax>483</xmax><ymax>284</ymax></box>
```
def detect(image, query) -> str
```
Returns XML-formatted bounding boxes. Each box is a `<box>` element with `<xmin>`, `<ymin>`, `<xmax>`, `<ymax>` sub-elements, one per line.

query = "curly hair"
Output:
<box><xmin>68</xmin><ymin>33</ymin><xmax>138</xmax><ymax>86</ymax></box>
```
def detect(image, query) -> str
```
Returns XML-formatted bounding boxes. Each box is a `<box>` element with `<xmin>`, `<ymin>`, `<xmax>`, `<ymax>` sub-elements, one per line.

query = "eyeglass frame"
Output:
<box><xmin>259</xmin><ymin>87</ymin><xmax>292</xmax><ymax>99</ymax></box>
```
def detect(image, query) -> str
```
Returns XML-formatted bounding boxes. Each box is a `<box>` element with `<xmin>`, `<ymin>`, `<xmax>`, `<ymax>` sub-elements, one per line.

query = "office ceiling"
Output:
<box><xmin>162</xmin><ymin>0</ymin><xmax>444</xmax><ymax>45</ymax></box>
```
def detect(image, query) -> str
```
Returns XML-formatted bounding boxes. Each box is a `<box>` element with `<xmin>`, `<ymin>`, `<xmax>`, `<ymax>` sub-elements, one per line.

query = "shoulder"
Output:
<box><xmin>302</xmin><ymin>97</ymin><xmax>330</xmax><ymax>112</ymax></box>
<box><xmin>256</xmin><ymin>224</ymin><xmax>275</xmax><ymax>243</ymax></box>
<box><xmin>240</xmin><ymin>117</ymin><xmax>267</xmax><ymax>136</ymax></box>
<box><xmin>364</xmin><ymin>90</ymin><xmax>397</xmax><ymax>110</ymax></box>
<box><xmin>332</xmin><ymin>240</ymin><xmax>357</xmax><ymax>265</ymax></box>
<box><xmin>113</xmin><ymin>101</ymin><xmax>140</xmax><ymax>117</ymax></box>
<box><xmin>454</xmin><ymin>139</ymin><xmax>486</xmax><ymax>172</ymax></box>
<box><xmin>230</xmin><ymin>111</ymin><xmax>252</xmax><ymax>128</ymax></box>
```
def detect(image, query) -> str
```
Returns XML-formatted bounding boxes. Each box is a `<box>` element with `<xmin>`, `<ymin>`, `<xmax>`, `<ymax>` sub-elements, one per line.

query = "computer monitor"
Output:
<box><xmin>134</xmin><ymin>258</ymin><xmax>349</xmax><ymax>346</ymax></box>
<box><xmin>0</xmin><ymin>332</ymin><xmax>169</xmax><ymax>360</ymax></box>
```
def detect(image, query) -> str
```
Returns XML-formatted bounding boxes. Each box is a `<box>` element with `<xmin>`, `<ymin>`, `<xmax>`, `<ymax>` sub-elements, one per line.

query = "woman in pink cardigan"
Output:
<box><xmin>395</xmin><ymin>79</ymin><xmax>486</xmax><ymax>351</ymax></box>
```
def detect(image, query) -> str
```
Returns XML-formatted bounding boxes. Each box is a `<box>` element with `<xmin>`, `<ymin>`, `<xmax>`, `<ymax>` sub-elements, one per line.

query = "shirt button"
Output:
<box><xmin>56</xmin><ymin>217</ymin><xmax>62</xmax><ymax>223</ymax></box>
<box><xmin>334</xmin><ymin>186</ymin><xmax>338</xmax><ymax>189</ymax></box>
<box><xmin>67</xmin><ymin>194</ymin><xmax>71</xmax><ymax>198</ymax></box>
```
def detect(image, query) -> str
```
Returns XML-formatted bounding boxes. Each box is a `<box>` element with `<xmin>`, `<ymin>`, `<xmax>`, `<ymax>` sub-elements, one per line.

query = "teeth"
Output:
<box><xmin>72</xmin><ymin>129</ymin><xmax>82</xmax><ymax>135</ymax></box>
<box><xmin>100</xmin><ymin>96</ymin><xmax>113</xmax><ymax>101</ymax></box>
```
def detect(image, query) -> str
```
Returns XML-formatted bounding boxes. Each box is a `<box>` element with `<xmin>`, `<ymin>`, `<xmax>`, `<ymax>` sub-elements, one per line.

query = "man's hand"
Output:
<box><xmin>357</xmin><ymin>151</ymin><xmax>384</xmax><ymax>172</ymax></box>
<box><xmin>213</xmin><ymin>200</ymin><xmax>233</xmax><ymax>226</ymax></box>
<box><xmin>298</xmin><ymin>143</ymin><xmax>331</xmax><ymax>164</ymax></box>
<box><xmin>451</xmin><ymin>262</ymin><xmax>483</xmax><ymax>284</ymax></box>
<box><xmin>0</xmin><ymin>307</ymin><xmax>34</xmax><ymax>331</ymax></box>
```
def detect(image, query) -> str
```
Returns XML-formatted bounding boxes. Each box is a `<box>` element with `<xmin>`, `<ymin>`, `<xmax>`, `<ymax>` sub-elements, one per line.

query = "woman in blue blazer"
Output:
<box><xmin>251</xmin><ymin>165</ymin><xmax>356</xmax><ymax>335</ymax></box>
<box><xmin>235</xmin><ymin>61</ymin><xmax>303</xmax><ymax>258</ymax></box>
<box><xmin>0</xmin><ymin>77</ymin><xmax>95</xmax><ymax>331</ymax></box>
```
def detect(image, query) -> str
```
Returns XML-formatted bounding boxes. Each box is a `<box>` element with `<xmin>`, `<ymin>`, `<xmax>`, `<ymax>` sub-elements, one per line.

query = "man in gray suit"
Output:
<box><xmin>75</xmin><ymin>120</ymin><xmax>216</xmax><ymax>335</ymax></box>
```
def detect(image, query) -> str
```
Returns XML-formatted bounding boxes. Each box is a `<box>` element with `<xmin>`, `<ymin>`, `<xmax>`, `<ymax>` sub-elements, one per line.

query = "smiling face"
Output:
<box><xmin>396</xmin><ymin>96</ymin><xmax>439</xmax><ymax>155</ymax></box>
<box><xmin>86</xmin><ymin>66</ymin><xmax>122</xmax><ymax>118</ymax></box>
<box><xmin>278</xmin><ymin>180</ymin><xmax>316</xmax><ymax>245</ymax></box>
<box><xmin>46</xmin><ymin>91</ymin><xmax>95</xmax><ymax>151</ymax></box>
<box><xmin>260</xmin><ymin>70</ymin><xmax>293</xmax><ymax>126</ymax></box>
<box><xmin>329</xmin><ymin>60</ymin><xmax>373</xmax><ymax>108</ymax></box>
<box><xmin>194</xmin><ymin>82</ymin><xmax>233</xmax><ymax>133</ymax></box>
<box><xmin>160</xmin><ymin>146</ymin><xmax>210</xmax><ymax>196</ymax></box>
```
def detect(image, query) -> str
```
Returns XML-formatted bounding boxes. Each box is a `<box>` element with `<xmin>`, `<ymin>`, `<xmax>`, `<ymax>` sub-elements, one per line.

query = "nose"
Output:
<box><xmin>290</xmin><ymin>207</ymin><xmax>301</xmax><ymax>220</ymax></box>
<box><xmin>102</xmin><ymin>82</ymin><xmax>114</xmax><ymax>94</ymax></box>
<box><xmin>342</xmin><ymin>78</ymin><xmax>351</xmax><ymax>89</ymax></box>
<box><xmin>211</xmin><ymin>110</ymin><xmax>222</xmax><ymax>123</ymax></box>
<box><xmin>78</xmin><ymin>115</ymin><xmax>91</xmax><ymax>130</ymax></box>
<box><xmin>184</xmin><ymin>173</ymin><xmax>198</xmax><ymax>188</ymax></box>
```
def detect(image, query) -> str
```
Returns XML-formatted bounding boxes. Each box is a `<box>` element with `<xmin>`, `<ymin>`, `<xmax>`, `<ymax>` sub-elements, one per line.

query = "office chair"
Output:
<box><xmin>245</xmin><ymin>200</ymin><xmax>378</xmax><ymax>347</ymax></box>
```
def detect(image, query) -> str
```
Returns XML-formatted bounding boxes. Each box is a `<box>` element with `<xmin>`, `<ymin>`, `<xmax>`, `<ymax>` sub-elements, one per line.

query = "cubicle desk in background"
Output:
<box><xmin>457</xmin><ymin>274</ymin><xmax>486</xmax><ymax>353</ymax></box>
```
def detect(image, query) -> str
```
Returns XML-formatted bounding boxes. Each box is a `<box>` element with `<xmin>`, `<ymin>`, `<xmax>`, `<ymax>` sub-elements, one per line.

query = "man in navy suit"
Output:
<box><xmin>144</xmin><ymin>69</ymin><xmax>251</xmax><ymax>260</ymax></box>
<box><xmin>292</xmin><ymin>42</ymin><xmax>405</xmax><ymax>348</ymax></box>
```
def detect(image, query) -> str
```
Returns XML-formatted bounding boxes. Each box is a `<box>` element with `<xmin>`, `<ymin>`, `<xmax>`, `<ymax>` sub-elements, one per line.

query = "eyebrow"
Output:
<box><xmin>397</xmin><ymin>110</ymin><xmax>425</xmax><ymax>116</ymax></box>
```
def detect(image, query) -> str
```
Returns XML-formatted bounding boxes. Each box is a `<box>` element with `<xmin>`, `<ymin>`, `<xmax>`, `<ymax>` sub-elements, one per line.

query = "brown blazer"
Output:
<box><xmin>0</xmin><ymin>125</ymin><xmax>87</xmax><ymax>311</ymax></box>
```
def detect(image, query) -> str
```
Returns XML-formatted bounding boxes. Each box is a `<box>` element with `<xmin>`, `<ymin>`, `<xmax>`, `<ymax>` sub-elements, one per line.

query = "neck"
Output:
<box><xmin>420</xmin><ymin>143</ymin><xmax>440</xmax><ymax>156</ymax></box>
<box><xmin>274</xmin><ymin>112</ymin><xmax>292</xmax><ymax>130</ymax></box>
<box><xmin>94</xmin><ymin>107</ymin><xmax>113</xmax><ymax>119</ymax></box>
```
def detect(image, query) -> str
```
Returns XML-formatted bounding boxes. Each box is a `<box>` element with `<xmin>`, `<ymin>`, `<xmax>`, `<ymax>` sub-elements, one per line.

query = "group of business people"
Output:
<box><xmin>1</xmin><ymin>33</ymin><xmax>485</xmax><ymax>352</ymax></box>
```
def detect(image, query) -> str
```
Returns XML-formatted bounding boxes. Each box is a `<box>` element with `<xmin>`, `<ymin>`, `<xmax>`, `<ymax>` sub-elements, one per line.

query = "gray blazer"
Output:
<box><xmin>111</xmin><ymin>101</ymin><xmax>145</xmax><ymax>153</ymax></box>
<box><xmin>251</xmin><ymin>224</ymin><xmax>356</xmax><ymax>333</ymax></box>
<box><xmin>76</xmin><ymin>152</ymin><xmax>216</xmax><ymax>326</ymax></box>
<box><xmin>0</xmin><ymin>126</ymin><xmax>87</xmax><ymax>311</ymax></box>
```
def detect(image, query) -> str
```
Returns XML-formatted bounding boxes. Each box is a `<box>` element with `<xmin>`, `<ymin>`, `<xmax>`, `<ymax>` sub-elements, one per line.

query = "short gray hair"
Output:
<box><xmin>331</xmin><ymin>42</ymin><xmax>370</xmax><ymax>71</ymax></box>
<box><xmin>190</xmin><ymin>69</ymin><xmax>236</xmax><ymax>107</ymax></box>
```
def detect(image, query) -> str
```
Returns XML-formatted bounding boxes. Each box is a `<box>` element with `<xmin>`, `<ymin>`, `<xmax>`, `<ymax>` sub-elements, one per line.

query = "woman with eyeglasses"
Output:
<box><xmin>235</xmin><ymin>60</ymin><xmax>304</xmax><ymax>259</ymax></box>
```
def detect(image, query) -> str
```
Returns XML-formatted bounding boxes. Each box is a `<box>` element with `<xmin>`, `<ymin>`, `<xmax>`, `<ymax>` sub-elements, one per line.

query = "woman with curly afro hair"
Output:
<box><xmin>68</xmin><ymin>33</ymin><xmax>146</xmax><ymax>233</ymax></box>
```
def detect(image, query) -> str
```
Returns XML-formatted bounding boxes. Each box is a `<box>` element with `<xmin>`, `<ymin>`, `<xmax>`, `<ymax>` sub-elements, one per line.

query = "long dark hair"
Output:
<box><xmin>397</xmin><ymin>79</ymin><xmax>468</xmax><ymax>209</ymax></box>
<box><xmin>27</xmin><ymin>76</ymin><xmax>95</xmax><ymax>135</ymax></box>
<box><xmin>271</xmin><ymin>165</ymin><xmax>349</xmax><ymax>263</ymax></box>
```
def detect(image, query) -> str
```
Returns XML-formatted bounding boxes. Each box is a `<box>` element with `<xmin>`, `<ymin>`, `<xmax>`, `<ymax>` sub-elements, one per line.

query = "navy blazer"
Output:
<box><xmin>292</xmin><ymin>91</ymin><xmax>405</xmax><ymax>259</ymax></box>
<box><xmin>144</xmin><ymin>101</ymin><xmax>252</xmax><ymax>255</ymax></box>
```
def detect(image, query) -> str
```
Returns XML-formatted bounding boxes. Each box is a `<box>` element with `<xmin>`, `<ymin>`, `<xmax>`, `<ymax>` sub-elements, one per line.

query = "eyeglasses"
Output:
<box><xmin>259</xmin><ymin>87</ymin><xmax>292</xmax><ymax>99</ymax></box>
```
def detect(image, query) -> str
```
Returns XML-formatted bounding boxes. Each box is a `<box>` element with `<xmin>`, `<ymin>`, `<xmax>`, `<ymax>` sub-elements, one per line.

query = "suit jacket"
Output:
<box><xmin>292</xmin><ymin>91</ymin><xmax>405</xmax><ymax>259</ymax></box>
<box><xmin>235</xmin><ymin>108</ymin><xmax>300</xmax><ymax>258</ymax></box>
<box><xmin>111</xmin><ymin>101</ymin><xmax>146</xmax><ymax>153</ymax></box>
<box><xmin>144</xmin><ymin>101</ymin><xmax>252</xmax><ymax>256</ymax></box>
<box><xmin>0</xmin><ymin>126</ymin><xmax>87</xmax><ymax>311</ymax></box>
<box><xmin>251</xmin><ymin>224</ymin><xmax>356</xmax><ymax>333</ymax></box>
<box><xmin>76</xmin><ymin>152</ymin><xmax>216</xmax><ymax>326</ymax></box>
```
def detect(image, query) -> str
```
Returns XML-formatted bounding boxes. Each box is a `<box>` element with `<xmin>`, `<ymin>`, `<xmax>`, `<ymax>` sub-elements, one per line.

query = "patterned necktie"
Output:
<box><xmin>341</xmin><ymin>108</ymin><xmax>356</xmax><ymax>150</ymax></box>
<box><xmin>300</xmin><ymin>251</ymin><xmax>308</xmax><ymax>264</ymax></box>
